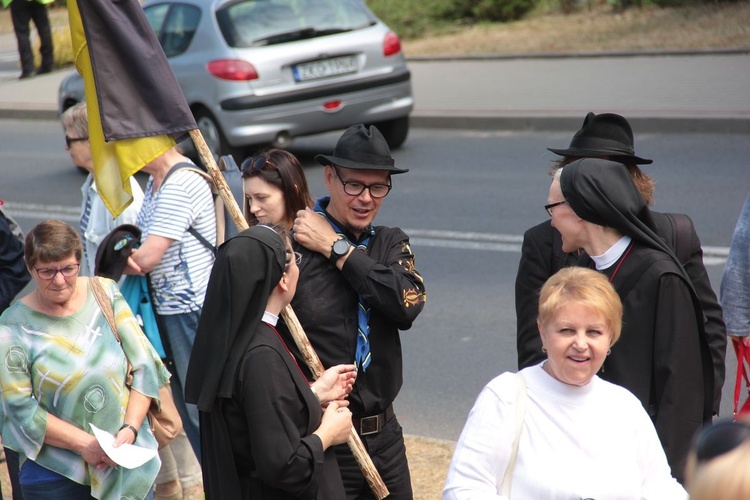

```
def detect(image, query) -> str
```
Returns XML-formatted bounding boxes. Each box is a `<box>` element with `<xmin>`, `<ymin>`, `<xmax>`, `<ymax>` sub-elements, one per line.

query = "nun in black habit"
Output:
<box><xmin>550</xmin><ymin>158</ymin><xmax>714</xmax><ymax>483</ymax></box>
<box><xmin>185</xmin><ymin>225</ymin><xmax>356</xmax><ymax>499</ymax></box>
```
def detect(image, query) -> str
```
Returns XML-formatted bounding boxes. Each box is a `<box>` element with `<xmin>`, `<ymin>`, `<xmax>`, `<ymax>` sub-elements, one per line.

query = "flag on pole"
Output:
<box><xmin>68</xmin><ymin>0</ymin><xmax>196</xmax><ymax>217</ymax></box>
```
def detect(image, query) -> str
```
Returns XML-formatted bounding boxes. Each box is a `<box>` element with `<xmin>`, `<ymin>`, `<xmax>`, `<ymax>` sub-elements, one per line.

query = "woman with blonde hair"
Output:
<box><xmin>444</xmin><ymin>267</ymin><xmax>686</xmax><ymax>499</ymax></box>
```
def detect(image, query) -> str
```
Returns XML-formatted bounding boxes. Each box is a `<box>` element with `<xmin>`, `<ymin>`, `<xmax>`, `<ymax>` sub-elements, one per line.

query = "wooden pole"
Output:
<box><xmin>188</xmin><ymin>129</ymin><xmax>390</xmax><ymax>499</ymax></box>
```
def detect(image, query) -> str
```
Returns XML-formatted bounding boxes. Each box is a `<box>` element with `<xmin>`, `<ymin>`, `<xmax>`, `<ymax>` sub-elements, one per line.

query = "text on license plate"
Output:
<box><xmin>293</xmin><ymin>56</ymin><xmax>358</xmax><ymax>82</ymax></box>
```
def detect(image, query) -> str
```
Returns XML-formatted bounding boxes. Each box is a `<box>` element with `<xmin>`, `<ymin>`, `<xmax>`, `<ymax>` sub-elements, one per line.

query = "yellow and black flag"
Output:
<box><xmin>68</xmin><ymin>0</ymin><xmax>197</xmax><ymax>217</ymax></box>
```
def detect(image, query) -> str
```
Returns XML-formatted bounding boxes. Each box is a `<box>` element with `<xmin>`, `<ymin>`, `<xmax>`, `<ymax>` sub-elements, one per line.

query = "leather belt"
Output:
<box><xmin>353</xmin><ymin>405</ymin><xmax>393</xmax><ymax>436</ymax></box>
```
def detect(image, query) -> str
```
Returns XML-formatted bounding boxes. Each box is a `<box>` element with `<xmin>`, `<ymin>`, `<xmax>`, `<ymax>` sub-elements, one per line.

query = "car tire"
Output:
<box><xmin>192</xmin><ymin>108</ymin><xmax>244</xmax><ymax>163</ymax></box>
<box><xmin>371</xmin><ymin>116</ymin><xmax>409</xmax><ymax>149</ymax></box>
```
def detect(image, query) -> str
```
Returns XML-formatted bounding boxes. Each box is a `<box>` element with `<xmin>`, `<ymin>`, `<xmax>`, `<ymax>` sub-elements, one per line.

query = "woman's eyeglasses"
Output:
<box><xmin>693</xmin><ymin>420</ymin><xmax>750</xmax><ymax>464</ymax></box>
<box><xmin>65</xmin><ymin>135</ymin><xmax>89</xmax><ymax>147</ymax></box>
<box><xmin>34</xmin><ymin>263</ymin><xmax>81</xmax><ymax>280</ymax></box>
<box><xmin>544</xmin><ymin>200</ymin><xmax>567</xmax><ymax>216</ymax></box>
<box><xmin>241</xmin><ymin>155</ymin><xmax>277</xmax><ymax>175</ymax></box>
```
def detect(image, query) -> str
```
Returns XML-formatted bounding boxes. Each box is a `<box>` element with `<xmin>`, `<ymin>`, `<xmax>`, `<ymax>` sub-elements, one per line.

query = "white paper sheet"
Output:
<box><xmin>90</xmin><ymin>424</ymin><xmax>158</xmax><ymax>469</ymax></box>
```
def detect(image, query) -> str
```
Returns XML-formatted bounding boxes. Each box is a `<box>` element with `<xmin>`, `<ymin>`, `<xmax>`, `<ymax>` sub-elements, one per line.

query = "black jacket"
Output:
<box><xmin>515</xmin><ymin>215</ymin><xmax>727</xmax><ymax>415</ymax></box>
<box><xmin>516</xmin><ymin>159</ymin><xmax>716</xmax><ymax>483</ymax></box>
<box><xmin>283</xmin><ymin>223</ymin><xmax>426</xmax><ymax>418</ymax></box>
<box><xmin>0</xmin><ymin>213</ymin><xmax>30</xmax><ymax>313</ymax></box>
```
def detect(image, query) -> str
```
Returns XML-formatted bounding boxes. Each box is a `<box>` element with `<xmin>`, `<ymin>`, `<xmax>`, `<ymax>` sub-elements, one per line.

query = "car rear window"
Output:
<box><xmin>216</xmin><ymin>0</ymin><xmax>376</xmax><ymax>48</ymax></box>
<box><xmin>145</xmin><ymin>2</ymin><xmax>202</xmax><ymax>57</ymax></box>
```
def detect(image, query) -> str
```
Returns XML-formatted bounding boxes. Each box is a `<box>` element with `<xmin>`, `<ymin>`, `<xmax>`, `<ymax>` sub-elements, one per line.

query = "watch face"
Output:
<box><xmin>333</xmin><ymin>239</ymin><xmax>349</xmax><ymax>256</ymax></box>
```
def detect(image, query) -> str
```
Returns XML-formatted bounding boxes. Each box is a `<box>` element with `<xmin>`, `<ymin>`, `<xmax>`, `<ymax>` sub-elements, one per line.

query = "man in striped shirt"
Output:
<box><xmin>127</xmin><ymin>146</ymin><xmax>216</xmax><ymax>461</ymax></box>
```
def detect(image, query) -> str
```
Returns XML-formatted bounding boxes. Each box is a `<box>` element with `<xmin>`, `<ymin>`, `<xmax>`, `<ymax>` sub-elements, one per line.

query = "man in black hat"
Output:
<box><xmin>515</xmin><ymin>112</ymin><xmax>726</xmax><ymax>417</ymax></box>
<box><xmin>287</xmin><ymin>124</ymin><xmax>426</xmax><ymax>499</ymax></box>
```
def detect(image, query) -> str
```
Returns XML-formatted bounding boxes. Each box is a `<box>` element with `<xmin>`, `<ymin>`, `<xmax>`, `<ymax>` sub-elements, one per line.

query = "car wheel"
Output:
<box><xmin>371</xmin><ymin>116</ymin><xmax>409</xmax><ymax>149</ymax></box>
<box><xmin>192</xmin><ymin>108</ymin><xmax>244</xmax><ymax>163</ymax></box>
<box><xmin>193</xmin><ymin>108</ymin><xmax>227</xmax><ymax>157</ymax></box>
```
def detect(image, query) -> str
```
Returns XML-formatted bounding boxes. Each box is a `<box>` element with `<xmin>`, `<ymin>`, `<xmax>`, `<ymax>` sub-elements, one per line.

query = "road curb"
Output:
<box><xmin>406</xmin><ymin>46</ymin><xmax>750</xmax><ymax>62</ymax></box>
<box><xmin>411</xmin><ymin>114</ymin><xmax>750</xmax><ymax>135</ymax></box>
<box><xmin>0</xmin><ymin>106</ymin><xmax>58</xmax><ymax>121</ymax></box>
<box><xmin>2</xmin><ymin>104</ymin><xmax>748</xmax><ymax>135</ymax></box>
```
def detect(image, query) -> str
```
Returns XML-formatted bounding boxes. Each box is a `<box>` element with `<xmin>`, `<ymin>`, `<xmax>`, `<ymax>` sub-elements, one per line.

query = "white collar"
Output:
<box><xmin>262</xmin><ymin>311</ymin><xmax>278</xmax><ymax>326</ymax></box>
<box><xmin>590</xmin><ymin>235</ymin><xmax>632</xmax><ymax>270</ymax></box>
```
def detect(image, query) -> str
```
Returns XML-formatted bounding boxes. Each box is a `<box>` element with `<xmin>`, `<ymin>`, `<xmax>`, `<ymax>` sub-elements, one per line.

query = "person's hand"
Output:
<box><xmin>293</xmin><ymin>208</ymin><xmax>338</xmax><ymax>256</ymax></box>
<box><xmin>312</xmin><ymin>364</ymin><xmax>357</xmax><ymax>407</ymax></box>
<box><xmin>79</xmin><ymin>435</ymin><xmax>117</xmax><ymax>469</ymax></box>
<box><xmin>731</xmin><ymin>335</ymin><xmax>750</xmax><ymax>347</ymax></box>
<box><xmin>315</xmin><ymin>401</ymin><xmax>352</xmax><ymax>449</ymax></box>
<box><xmin>112</xmin><ymin>426</ymin><xmax>137</xmax><ymax>448</ymax></box>
<box><xmin>123</xmin><ymin>252</ymin><xmax>144</xmax><ymax>275</ymax></box>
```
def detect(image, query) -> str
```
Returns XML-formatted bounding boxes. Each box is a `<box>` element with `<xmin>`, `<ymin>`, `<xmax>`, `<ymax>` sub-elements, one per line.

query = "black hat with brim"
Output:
<box><xmin>94</xmin><ymin>224</ymin><xmax>141</xmax><ymax>282</ymax></box>
<box><xmin>547</xmin><ymin>112</ymin><xmax>653</xmax><ymax>165</ymax></box>
<box><xmin>315</xmin><ymin>124</ymin><xmax>409</xmax><ymax>174</ymax></box>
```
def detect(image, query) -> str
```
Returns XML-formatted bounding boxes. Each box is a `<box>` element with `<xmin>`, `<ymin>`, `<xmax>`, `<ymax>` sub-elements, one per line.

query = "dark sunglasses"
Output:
<box><xmin>693</xmin><ymin>420</ymin><xmax>750</xmax><ymax>464</ymax></box>
<box><xmin>241</xmin><ymin>154</ymin><xmax>277</xmax><ymax>175</ymax></box>
<box><xmin>65</xmin><ymin>135</ymin><xmax>89</xmax><ymax>147</ymax></box>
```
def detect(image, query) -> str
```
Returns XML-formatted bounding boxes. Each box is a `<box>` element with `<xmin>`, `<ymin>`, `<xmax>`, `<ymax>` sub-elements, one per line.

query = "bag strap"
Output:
<box><xmin>665</xmin><ymin>212</ymin><xmax>693</xmax><ymax>265</ymax></box>
<box><xmin>733</xmin><ymin>338</ymin><xmax>750</xmax><ymax>419</ymax></box>
<box><xmin>501</xmin><ymin>373</ymin><xmax>527</xmax><ymax>496</ymax></box>
<box><xmin>90</xmin><ymin>277</ymin><xmax>119</xmax><ymax>341</ymax></box>
<box><xmin>90</xmin><ymin>277</ymin><xmax>135</xmax><ymax>386</ymax></box>
<box><xmin>162</xmin><ymin>163</ymin><xmax>217</xmax><ymax>255</ymax></box>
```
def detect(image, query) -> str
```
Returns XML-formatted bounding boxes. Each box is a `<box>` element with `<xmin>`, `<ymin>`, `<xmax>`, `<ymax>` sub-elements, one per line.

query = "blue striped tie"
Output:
<box><xmin>313</xmin><ymin>197</ymin><xmax>373</xmax><ymax>371</ymax></box>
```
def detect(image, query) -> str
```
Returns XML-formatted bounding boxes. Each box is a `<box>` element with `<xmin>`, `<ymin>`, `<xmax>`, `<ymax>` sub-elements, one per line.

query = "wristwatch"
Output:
<box><xmin>329</xmin><ymin>237</ymin><xmax>350</xmax><ymax>264</ymax></box>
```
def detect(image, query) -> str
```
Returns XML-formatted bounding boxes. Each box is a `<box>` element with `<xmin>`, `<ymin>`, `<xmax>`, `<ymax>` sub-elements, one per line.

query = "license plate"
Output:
<box><xmin>293</xmin><ymin>55</ymin><xmax>358</xmax><ymax>82</ymax></box>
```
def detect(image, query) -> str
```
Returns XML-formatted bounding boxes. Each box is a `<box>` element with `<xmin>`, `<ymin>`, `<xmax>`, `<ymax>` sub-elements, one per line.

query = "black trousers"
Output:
<box><xmin>3</xmin><ymin>448</ymin><xmax>23</xmax><ymax>500</ymax></box>
<box><xmin>334</xmin><ymin>413</ymin><xmax>413</xmax><ymax>500</ymax></box>
<box><xmin>10</xmin><ymin>0</ymin><xmax>53</xmax><ymax>76</ymax></box>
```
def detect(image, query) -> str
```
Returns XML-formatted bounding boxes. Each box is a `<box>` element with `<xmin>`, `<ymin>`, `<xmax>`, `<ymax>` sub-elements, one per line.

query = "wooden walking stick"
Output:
<box><xmin>188</xmin><ymin>130</ymin><xmax>390</xmax><ymax>499</ymax></box>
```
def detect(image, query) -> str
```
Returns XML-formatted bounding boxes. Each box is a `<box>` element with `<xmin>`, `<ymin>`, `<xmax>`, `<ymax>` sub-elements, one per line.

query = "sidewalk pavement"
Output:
<box><xmin>0</xmin><ymin>43</ymin><xmax>749</xmax><ymax>133</ymax></box>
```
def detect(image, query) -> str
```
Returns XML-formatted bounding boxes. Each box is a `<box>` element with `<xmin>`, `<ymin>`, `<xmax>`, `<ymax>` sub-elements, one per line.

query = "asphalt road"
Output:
<box><xmin>2</xmin><ymin>119</ymin><xmax>749</xmax><ymax>441</ymax></box>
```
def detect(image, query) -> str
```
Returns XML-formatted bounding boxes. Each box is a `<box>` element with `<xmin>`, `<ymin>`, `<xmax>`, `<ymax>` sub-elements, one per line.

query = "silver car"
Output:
<box><xmin>58</xmin><ymin>0</ymin><xmax>413</xmax><ymax>158</ymax></box>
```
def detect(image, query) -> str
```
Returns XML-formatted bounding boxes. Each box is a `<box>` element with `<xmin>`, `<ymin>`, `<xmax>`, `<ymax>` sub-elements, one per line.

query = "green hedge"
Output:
<box><xmin>367</xmin><ymin>0</ymin><xmax>536</xmax><ymax>39</ymax></box>
<box><xmin>367</xmin><ymin>0</ymin><xmax>536</xmax><ymax>38</ymax></box>
<box><xmin>367</xmin><ymin>0</ymin><xmax>742</xmax><ymax>38</ymax></box>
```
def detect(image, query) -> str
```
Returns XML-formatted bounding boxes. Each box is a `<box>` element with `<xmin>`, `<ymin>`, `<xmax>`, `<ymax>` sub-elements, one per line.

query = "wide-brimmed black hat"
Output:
<box><xmin>547</xmin><ymin>112</ymin><xmax>653</xmax><ymax>165</ymax></box>
<box><xmin>314</xmin><ymin>124</ymin><xmax>408</xmax><ymax>174</ymax></box>
<box><xmin>94</xmin><ymin>224</ymin><xmax>141</xmax><ymax>282</ymax></box>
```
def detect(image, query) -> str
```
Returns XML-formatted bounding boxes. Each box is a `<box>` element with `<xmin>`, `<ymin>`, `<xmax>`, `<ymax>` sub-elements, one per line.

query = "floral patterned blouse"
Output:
<box><xmin>0</xmin><ymin>278</ymin><xmax>171</xmax><ymax>499</ymax></box>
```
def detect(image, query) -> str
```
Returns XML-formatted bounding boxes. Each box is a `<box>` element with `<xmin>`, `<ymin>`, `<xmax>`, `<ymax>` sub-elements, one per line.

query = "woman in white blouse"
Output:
<box><xmin>443</xmin><ymin>267</ymin><xmax>687</xmax><ymax>499</ymax></box>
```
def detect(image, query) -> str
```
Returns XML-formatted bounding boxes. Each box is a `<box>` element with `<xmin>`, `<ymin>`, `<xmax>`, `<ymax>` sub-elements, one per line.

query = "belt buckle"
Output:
<box><xmin>359</xmin><ymin>415</ymin><xmax>381</xmax><ymax>436</ymax></box>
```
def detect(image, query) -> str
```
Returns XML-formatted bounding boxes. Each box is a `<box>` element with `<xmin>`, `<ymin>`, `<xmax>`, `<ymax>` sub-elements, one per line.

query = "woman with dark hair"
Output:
<box><xmin>241</xmin><ymin>149</ymin><xmax>313</xmax><ymax>230</ymax></box>
<box><xmin>546</xmin><ymin>158</ymin><xmax>714</xmax><ymax>483</ymax></box>
<box><xmin>185</xmin><ymin>225</ymin><xmax>355</xmax><ymax>499</ymax></box>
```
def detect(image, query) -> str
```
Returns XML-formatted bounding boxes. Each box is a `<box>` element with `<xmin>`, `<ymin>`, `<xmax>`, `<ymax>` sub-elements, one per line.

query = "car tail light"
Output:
<box><xmin>207</xmin><ymin>59</ymin><xmax>258</xmax><ymax>81</ymax></box>
<box><xmin>383</xmin><ymin>32</ymin><xmax>401</xmax><ymax>57</ymax></box>
<box><xmin>323</xmin><ymin>100</ymin><xmax>343</xmax><ymax>112</ymax></box>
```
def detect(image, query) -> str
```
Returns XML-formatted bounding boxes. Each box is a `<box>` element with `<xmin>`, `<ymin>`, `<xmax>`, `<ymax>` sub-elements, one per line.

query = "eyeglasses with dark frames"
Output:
<box><xmin>65</xmin><ymin>135</ymin><xmax>89</xmax><ymax>147</ymax></box>
<box><xmin>333</xmin><ymin>167</ymin><xmax>391</xmax><ymax>199</ymax></box>
<box><xmin>241</xmin><ymin>154</ymin><xmax>277</xmax><ymax>175</ymax></box>
<box><xmin>544</xmin><ymin>200</ymin><xmax>567</xmax><ymax>216</ymax></box>
<box><xmin>693</xmin><ymin>420</ymin><xmax>750</xmax><ymax>464</ymax></box>
<box><xmin>34</xmin><ymin>263</ymin><xmax>81</xmax><ymax>280</ymax></box>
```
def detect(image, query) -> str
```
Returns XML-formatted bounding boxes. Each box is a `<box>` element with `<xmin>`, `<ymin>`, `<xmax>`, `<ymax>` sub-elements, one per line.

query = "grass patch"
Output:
<box><xmin>402</xmin><ymin>1</ymin><xmax>750</xmax><ymax>56</ymax></box>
